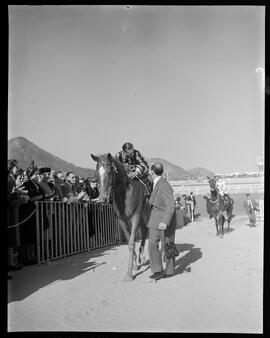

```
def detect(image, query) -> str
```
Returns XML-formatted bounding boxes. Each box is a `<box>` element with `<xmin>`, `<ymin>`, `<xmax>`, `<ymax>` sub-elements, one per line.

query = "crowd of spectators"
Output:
<box><xmin>175</xmin><ymin>192</ymin><xmax>197</xmax><ymax>224</ymax></box>
<box><xmin>7</xmin><ymin>159</ymin><xmax>100</xmax><ymax>277</ymax></box>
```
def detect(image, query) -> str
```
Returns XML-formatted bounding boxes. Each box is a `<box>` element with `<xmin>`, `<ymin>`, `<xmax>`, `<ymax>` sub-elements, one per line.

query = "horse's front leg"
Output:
<box><xmin>124</xmin><ymin>215</ymin><xmax>140</xmax><ymax>281</ymax></box>
<box><xmin>226</xmin><ymin>206</ymin><xmax>233</xmax><ymax>229</ymax></box>
<box><xmin>117</xmin><ymin>218</ymin><xmax>134</xmax><ymax>281</ymax></box>
<box><xmin>214</xmin><ymin>217</ymin><xmax>219</xmax><ymax>236</ymax></box>
<box><xmin>138</xmin><ymin>221</ymin><xmax>147</xmax><ymax>266</ymax></box>
<box><xmin>218</xmin><ymin>212</ymin><xmax>224</xmax><ymax>238</ymax></box>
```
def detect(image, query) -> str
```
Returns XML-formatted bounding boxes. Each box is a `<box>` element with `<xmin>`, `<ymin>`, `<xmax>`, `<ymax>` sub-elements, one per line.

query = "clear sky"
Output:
<box><xmin>8</xmin><ymin>5</ymin><xmax>265</xmax><ymax>174</ymax></box>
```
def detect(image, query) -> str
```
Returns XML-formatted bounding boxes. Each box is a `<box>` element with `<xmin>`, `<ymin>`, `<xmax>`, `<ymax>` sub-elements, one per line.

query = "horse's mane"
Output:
<box><xmin>110</xmin><ymin>155</ymin><xmax>129</xmax><ymax>186</ymax></box>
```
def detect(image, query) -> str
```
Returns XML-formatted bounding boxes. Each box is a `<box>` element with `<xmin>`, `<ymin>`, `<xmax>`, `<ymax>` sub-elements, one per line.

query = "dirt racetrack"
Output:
<box><xmin>8</xmin><ymin>214</ymin><xmax>263</xmax><ymax>333</ymax></box>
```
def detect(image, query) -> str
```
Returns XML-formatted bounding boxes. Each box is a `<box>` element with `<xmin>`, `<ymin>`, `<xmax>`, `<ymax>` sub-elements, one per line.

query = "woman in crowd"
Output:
<box><xmin>8</xmin><ymin>160</ymin><xmax>29</xmax><ymax>273</ymax></box>
<box><xmin>19</xmin><ymin>166</ymin><xmax>44</xmax><ymax>265</ymax></box>
<box><xmin>86</xmin><ymin>176</ymin><xmax>100</xmax><ymax>201</ymax></box>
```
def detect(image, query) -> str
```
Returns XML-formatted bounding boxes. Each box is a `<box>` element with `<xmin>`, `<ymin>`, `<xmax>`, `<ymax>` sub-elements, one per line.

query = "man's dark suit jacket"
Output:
<box><xmin>147</xmin><ymin>176</ymin><xmax>176</xmax><ymax>231</ymax></box>
<box><xmin>147</xmin><ymin>176</ymin><xmax>177</xmax><ymax>275</ymax></box>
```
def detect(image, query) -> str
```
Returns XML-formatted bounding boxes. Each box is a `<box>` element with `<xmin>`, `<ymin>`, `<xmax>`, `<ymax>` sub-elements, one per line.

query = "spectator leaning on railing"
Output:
<box><xmin>62</xmin><ymin>171</ymin><xmax>86</xmax><ymax>203</ymax></box>
<box><xmin>38</xmin><ymin>167</ymin><xmax>56</xmax><ymax>201</ymax></box>
<box><xmin>87</xmin><ymin>176</ymin><xmax>100</xmax><ymax>201</ymax></box>
<box><xmin>52</xmin><ymin>170</ymin><xmax>65</xmax><ymax>201</ymax></box>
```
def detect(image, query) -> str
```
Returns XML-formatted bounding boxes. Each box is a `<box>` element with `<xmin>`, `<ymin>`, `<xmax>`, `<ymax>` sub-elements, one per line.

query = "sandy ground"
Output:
<box><xmin>8</xmin><ymin>215</ymin><xmax>263</xmax><ymax>333</ymax></box>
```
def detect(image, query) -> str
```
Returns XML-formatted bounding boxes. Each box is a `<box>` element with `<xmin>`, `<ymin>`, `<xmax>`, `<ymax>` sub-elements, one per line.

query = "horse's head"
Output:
<box><xmin>91</xmin><ymin>153</ymin><xmax>115</xmax><ymax>203</ymax></box>
<box><xmin>207</xmin><ymin>176</ymin><xmax>217</xmax><ymax>192</ymax></box>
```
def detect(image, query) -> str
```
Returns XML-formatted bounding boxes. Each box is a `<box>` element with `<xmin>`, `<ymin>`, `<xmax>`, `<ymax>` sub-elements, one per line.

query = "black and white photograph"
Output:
<box><xmin>7</xmin><ymin>5</ymin><xmax>265</xmax><ymax>333</ymax></box>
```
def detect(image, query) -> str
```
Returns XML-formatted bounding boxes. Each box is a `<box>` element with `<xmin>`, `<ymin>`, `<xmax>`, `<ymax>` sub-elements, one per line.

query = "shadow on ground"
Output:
<box><xmin>174</xmin><ymin>243</ymin><xmax>202</xmax><ymax>275</ymax></box>
<box><xmin>8</xmin><ymin>244</ymin><xmax>121</xmax><ymax>303</ymax></box>
<box><xmin>134</xmin><ymin>242</ymin><xmax>203</xmax><ymax>279</ymax></box>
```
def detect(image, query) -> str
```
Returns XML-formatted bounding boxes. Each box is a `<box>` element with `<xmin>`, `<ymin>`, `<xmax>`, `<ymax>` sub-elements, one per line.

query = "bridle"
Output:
<box><xmin>97</xmin><ymin>159</ymin><xmax>126</xmax><ymax>193</ymax></box>
<box><xmin>208</xmin><ymin>178</ymin><xmax>219</xmax><ymax>204</ymax></box>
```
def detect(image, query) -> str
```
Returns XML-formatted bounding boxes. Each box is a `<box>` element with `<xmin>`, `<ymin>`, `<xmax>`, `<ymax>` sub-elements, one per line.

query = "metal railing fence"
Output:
<box><xmin>35</xmin><ymin>201</ymin><xmax>121</xmax><ymax>265</ymax></box>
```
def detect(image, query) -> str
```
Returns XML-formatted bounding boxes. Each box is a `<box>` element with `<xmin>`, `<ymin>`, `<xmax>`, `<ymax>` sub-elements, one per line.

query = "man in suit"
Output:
<box><xmin>243</xmin><ymin>193</ymin><xmax>259</xmax><ymax>226</ymax></box>
<box><xmin>62</xmin><ymin>171</ymin><xmax>86</xmax><ymax>203</ymax></box>
<box><xmin>147</xmin><ymin>161</ymin><xmax>177</xmax><ymax>280</ymax></box>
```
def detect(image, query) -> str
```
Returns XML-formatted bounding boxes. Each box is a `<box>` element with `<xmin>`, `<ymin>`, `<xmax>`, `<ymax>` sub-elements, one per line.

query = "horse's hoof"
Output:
<box><xmin>123</xmin><ymin>275</ymin><xmax>134</xmax><ymax>281</ymax></box>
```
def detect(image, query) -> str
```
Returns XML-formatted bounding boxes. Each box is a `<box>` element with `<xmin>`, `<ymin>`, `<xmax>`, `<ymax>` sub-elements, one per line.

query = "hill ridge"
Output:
<box><xmin>8</xmin><ymin>137</ymin><xmax>214</xmax><ymax>179</ymax></box>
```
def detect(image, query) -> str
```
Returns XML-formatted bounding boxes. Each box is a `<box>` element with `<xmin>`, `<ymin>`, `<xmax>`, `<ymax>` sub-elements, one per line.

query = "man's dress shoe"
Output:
<box><xmin>162</xmin><ymin>274</ymin><xmax>174</xmax><ymax>279</ymax></box>
<box><xmin>149</xmin><ymin>271</ymin><xmax>163</xmax><ymax>279</ymax></box>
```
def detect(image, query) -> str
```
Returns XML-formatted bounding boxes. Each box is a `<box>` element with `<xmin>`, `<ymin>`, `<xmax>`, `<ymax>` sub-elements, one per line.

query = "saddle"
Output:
<box><xmin>129</xmin><ymin>173</ymin><xmax>153</xmax><ymax>196</ymax></box>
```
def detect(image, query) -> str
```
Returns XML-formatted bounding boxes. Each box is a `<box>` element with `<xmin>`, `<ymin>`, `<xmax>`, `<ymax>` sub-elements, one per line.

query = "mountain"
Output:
<box><xmin>148</xmin><ymin>158</ymin><xmax>193</xmax><ymax>180</ymax></box>
<box><xmin>188</xmin><ymin>167</ymin><xmax>215</xmax><ymax>178</ymax></box>
<box><xmin>8</xmin><ymin>137</ymin><xmax>213</xmax><ymax>180</ymax></box>
<box><xmin>8</xmin><ymin>137</ymin><xmax>95</xmax><ymax>178</ymax></box>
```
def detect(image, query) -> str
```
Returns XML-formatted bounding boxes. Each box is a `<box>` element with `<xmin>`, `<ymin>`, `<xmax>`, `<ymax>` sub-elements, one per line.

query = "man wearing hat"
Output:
<box><xmin>38</xmin><ymin>167</ymin><xmax>55</xmax><ymax>200</ymax></box>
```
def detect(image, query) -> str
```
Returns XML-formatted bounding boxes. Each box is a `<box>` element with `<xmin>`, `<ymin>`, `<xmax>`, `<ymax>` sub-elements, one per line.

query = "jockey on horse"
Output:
<box><xmin>215</xmin><ymin>176</ymin><xmax>231</xmax><ymax>202</ymax></box>
<box><xmin>214</xmin><ymin>175</ymin><xmax>234</xmax><ymax>214</ymax></box>
<box><xmin>115</xmin><ymin>142</ymin><xmax>153</xmax><ymax>196</ymax></box>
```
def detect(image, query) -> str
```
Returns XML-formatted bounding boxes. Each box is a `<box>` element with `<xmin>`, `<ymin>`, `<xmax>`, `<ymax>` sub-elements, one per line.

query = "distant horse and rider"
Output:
<box><xmin>91</xmin><ymin>143</ymin><xmax>153</xmax><ymax>281</ymax></box>
<box><xmin>203</xmin><ymin>176</ymin><xmax>234</xmax><ymax>237</ymax></box>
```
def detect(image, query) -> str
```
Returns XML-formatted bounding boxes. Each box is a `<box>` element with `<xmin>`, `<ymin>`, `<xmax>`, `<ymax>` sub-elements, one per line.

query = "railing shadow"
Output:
<box><xmin>8</xmin><ymin>244</ymin><xmax>121</xmax><ymax>303</ymax></box>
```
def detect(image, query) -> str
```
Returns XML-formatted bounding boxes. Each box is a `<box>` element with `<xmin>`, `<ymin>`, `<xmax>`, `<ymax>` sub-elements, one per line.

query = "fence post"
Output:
<box><xmin>35</xmin><ymin>201</ymin><xmax>40</xmax><ymax>266</ymax></box>
<box><xmin>85</xmin><ymin>203</ymin><xmax>90</xmax><ymax>250</ymax></box>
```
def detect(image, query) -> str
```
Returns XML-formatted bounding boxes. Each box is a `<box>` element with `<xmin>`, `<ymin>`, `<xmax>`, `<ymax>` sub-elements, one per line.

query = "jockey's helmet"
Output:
<box><xmin>122</xmin><ymin>142</ymin><xmax>134</xmax><ymax>153</ymax></box>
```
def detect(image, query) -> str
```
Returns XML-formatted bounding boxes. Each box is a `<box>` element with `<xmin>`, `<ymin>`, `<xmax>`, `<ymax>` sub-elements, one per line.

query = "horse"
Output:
<box><xmin>91</xmin><ymin>153</ymin><xmax>149</xmax><ymax>281</ymax></box>
<box><xmin>203</xmin><ymin>176</ymin><xmax>234</xmax><ymax>237</ymax></box>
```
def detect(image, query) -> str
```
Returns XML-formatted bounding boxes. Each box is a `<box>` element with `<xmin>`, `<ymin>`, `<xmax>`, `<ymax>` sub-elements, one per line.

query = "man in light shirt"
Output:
<box><xmin>243</xmin><ymin>193</ymin><xmax>259</xmax><ymax>226</ymax></box>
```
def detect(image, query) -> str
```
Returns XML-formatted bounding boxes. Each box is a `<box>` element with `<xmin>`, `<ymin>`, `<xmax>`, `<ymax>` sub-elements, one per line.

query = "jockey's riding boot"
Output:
<box><xmin>142</xmin><ymin>177</ymin><xmax>152</xmax><ymax>197</ymax></box>
<box><xmin>144</xmin><ymin>185</ymin><xmax>149</xmax><ymax>196</ymax></box>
